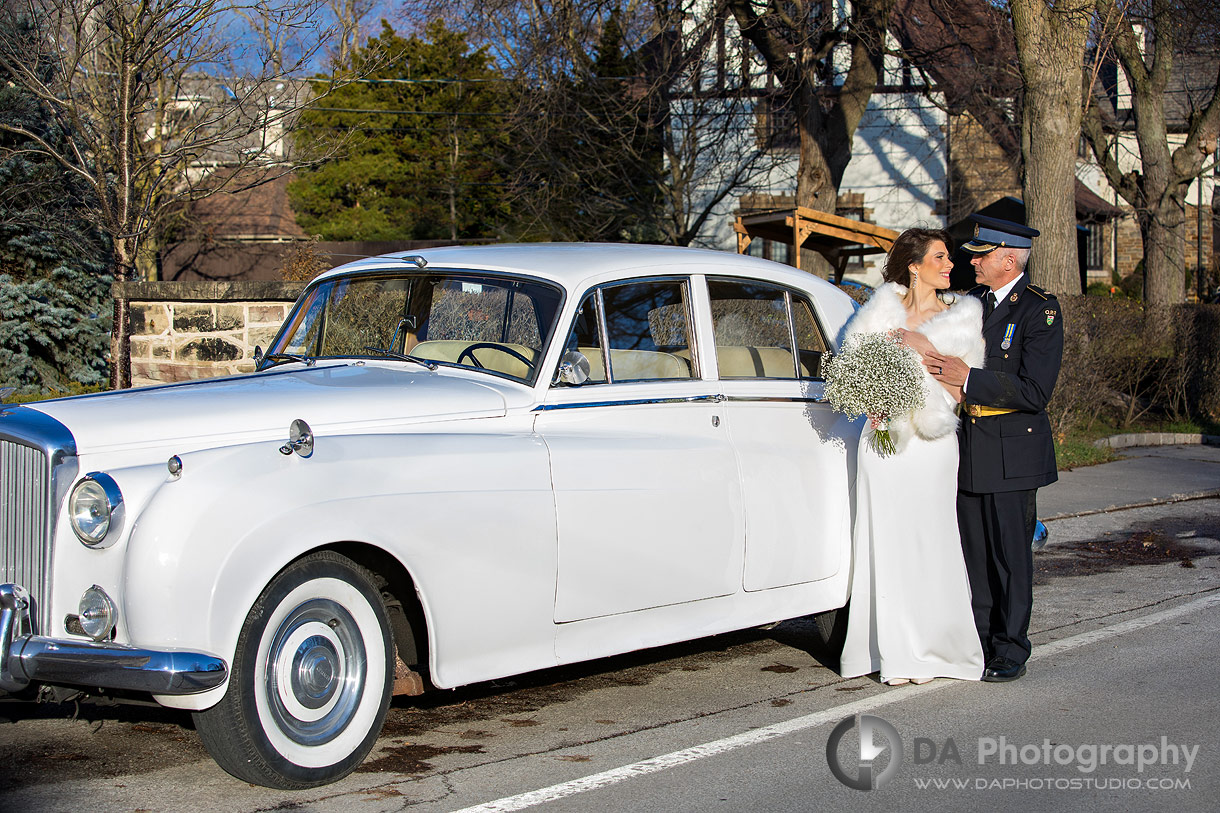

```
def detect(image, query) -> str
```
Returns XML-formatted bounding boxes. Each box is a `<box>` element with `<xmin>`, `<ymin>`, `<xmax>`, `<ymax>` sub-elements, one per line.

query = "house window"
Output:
<box><xmin>756</xmin><ymin>97</ymin><xmax>798</xmax><ymax>151</ymax></box>
<box><xmin>745</xmin><ymin>238</ymin><xmax>790</xmax><ymax>265</ymax></box>
<box><xmin>1085</xmin><ymin>224</ymin><xmax>1106</xmax><ymax>270</ymax></box>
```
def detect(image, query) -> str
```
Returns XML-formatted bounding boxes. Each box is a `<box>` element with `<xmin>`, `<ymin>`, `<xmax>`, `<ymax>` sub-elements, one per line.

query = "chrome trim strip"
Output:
<box><xmin>534</xmin><ymin>395</ymin><xmax>720</xmax><ymax>412</ymax></box>
<box><xmin>784</xmin><ymin>290</ymin><xmax>801</xmax><ymax>379</ymax></box>
<box><xmin>722</xmin><ymin>395</ymin><xmax>828</xmax><ymax>404</ymax></box>
<box><xmin>0</xmin><ymin>406</ymin><xmax>79</xmax><ymax>633</ymax></box>
<box><xmin>1</xmin><ymin>584</ymin><xmax>227</xmax><ymax>695</ymax></box>
<box><xmin>595</xmin><ymin>289</ymin><xmax>612</xmax><ymax>384</ymax></box>
<box><xmin>0</xmin><ymin>405</ymin><xmax>77</xmax><ymax>459</ymax></box>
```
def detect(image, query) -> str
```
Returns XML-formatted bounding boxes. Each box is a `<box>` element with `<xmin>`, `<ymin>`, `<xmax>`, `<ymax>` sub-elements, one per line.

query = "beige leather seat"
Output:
<box><xmin>578</xmin><ymin>347</ymin><xmax>691</xmax><ymax>381</ymax></box>
<box><xmin>411</xmin><ymin>340</ymin><xmax>538</xmax><ymax>379</ymax></box>
<box><xmin>715</xmin><ymin>346</ymin><xmax>800</xmax><ymax>378</ymax></box>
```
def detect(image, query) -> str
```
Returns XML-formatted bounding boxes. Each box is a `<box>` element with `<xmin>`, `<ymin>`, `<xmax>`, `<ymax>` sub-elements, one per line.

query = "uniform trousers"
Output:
<box><xmin>956</xmin><ymin>488</ymin><xmax>1037</xmax><ymax>664</ymax></box>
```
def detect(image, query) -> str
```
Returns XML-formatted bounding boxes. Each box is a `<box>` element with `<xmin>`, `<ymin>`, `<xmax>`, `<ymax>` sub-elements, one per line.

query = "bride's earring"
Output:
<box><xmin>910</xmin><ymin>269</ymin><xmax>919</xmax><ymax>286</ymax></box>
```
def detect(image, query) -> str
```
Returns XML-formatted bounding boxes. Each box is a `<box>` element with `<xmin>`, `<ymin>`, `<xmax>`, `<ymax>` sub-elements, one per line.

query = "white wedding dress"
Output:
<box><xmin>838</xmin><ymin>284</ymin><xmax>986</xmax><ymax>682</ymax></box>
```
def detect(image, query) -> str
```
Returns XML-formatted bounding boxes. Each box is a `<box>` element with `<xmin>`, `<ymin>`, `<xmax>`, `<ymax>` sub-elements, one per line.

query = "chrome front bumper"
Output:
<box><xmin>1</xmin><ymin>583</ymin><xmax>228</xmax><ymax>695</ymax></box>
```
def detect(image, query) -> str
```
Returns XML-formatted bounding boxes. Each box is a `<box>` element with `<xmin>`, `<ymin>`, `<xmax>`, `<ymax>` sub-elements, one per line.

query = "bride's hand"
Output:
<box><xmin>897</xmin><ymin>328</ymin><xmax>937</xmax><ymax>360</ymax></box>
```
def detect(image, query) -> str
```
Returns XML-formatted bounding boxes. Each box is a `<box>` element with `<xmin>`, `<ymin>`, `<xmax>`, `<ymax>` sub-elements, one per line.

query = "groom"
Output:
<box><xmin>925</xmin><ymin>215</ymin><xmax>1063</xmax><ymax>682</ymax></box>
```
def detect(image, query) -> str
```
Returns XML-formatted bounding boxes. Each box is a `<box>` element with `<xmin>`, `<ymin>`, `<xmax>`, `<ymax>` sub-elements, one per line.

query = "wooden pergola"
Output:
<box><xmin>734</xmin><ymin>206</ymin><xmax>900</xmax><ymax>282</ymax></box>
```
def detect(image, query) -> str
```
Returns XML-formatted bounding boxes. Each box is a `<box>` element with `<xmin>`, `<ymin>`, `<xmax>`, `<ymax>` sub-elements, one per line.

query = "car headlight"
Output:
<box><xmin>78</xmin><ymin>585</ymin><xmax>117</xmax><ymax>640</ymax></box>
<box><xmin>69</xmin><ymin>473</ymin><xmax>124</xmax><ymax>548</ymax></box>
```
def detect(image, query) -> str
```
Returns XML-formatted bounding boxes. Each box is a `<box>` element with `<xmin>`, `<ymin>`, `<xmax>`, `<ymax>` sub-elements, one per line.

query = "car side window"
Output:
<box><xmin>601</xmin><ymin>280</ymin><xmax>694</xmax><ymax>381</ymax></box>
<box><xmin>708</xmin><ymin>279</ymin><xmax>797</xmax><ymax>379</ymax></box>
<box><xmin>561</xmin><ymin>292</ymin><xmax>608</xmax><ymax>384</ymax></box>
<box><xmin>559</xmin><ymin>280</ymin><xmax>695</xmax><ymax>384</ymax></box>
<box><xmin>791</xmin><ymin>295</ymin><xmax>831</xmax><ymax>379</ymax></box>
<box><xmin>707</xmin><ymin>279</ymin><xmax>830</xmax><ymax>380</ymax></box>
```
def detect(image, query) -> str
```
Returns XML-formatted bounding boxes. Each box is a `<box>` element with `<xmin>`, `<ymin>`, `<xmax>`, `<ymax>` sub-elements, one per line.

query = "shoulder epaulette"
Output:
<box><xmin>1026</xmin><ymin>284</ymin><xmax>1052</xmax><ymax>300</ymax></box>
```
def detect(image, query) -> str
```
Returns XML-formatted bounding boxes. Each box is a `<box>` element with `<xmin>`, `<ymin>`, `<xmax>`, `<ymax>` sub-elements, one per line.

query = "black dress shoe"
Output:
<box><xmin>982</xmin><ymin>656</ymin><xmax>1027</xmax><ymax>682</ymax></box>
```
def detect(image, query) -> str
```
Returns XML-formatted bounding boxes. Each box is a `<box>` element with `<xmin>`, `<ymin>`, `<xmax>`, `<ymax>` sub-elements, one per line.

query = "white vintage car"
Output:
<box><xmin>0</xmin><ymin>243</ymin><xmax>859</xmax><ymax>788</ymax></box>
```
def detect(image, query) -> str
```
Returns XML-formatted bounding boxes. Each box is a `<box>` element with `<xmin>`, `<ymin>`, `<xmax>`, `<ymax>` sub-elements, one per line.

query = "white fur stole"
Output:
<box><xmin>841</xmin><ymin>283</ymin><xmax>985</xmax><ymax>446</ymax></box>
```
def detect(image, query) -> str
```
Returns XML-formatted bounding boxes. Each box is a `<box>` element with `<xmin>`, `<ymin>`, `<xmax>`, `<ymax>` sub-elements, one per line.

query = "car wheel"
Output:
<box><xmin>811</xmin><ymin>604</ymin><xmax>849</xmax><ymax>669</ymax></box>
<box><xmin>194</xmin><ymin>551</ymin><xmax>393</xmax><ymax>789</ymax></box>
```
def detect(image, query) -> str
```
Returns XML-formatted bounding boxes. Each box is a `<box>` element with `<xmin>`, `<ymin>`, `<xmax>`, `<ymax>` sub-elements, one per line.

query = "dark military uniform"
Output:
<box><xmin>958</xmin><ymin>274</ymin><xmax>1063</xmax><ymax>667</ymax></box>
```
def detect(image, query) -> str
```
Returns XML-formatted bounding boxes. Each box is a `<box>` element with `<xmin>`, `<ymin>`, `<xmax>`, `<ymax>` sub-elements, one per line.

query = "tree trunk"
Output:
<box><xmin>796</xmin><ymin>85</ymin><xmax>839</xmax><ymax>213</ymax></box>
<box><xmin>109</xmin><ymin>238</ymin><xmax>138</xmax><ymax>390</ymax></box>
<box><xmin>1010</xmin><ymin>0</ymin><xmax>1090</xmax><ymax>295</ymax></box>
<box><xmin>1141</xmin><ymin>199</ymin><xmax>1187</xmax><ymax>309</ymax></box>
<box><xmin>109</xmin><ymin>297</ymin><xmax>131</xmax><ymax>391</ymax></box>
<box><xmin>726</xmin><ymin>0</ymin><xmax>895</xmax><ymax>274</ymax></box>
<box><xmin>796</xmin><ymin>124</ymin><xmax>839</xmax><ymax>213</ymax></box>
<box><xmin>1082</xmin><ymin>0</ymin><xmax>1220</xmax><ymax>309</ymax></box>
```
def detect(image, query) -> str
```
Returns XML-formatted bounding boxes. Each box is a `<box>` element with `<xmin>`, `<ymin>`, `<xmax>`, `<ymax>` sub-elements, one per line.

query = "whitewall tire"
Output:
<box><xmin>194</xmin><ymin>551</ymin><xmax>393</xmax><ymax>788</ymax></box>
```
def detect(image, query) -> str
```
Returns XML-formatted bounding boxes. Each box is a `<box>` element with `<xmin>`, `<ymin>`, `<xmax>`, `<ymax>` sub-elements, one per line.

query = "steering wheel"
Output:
<box><xmin>456</xmin><ymin>342</ymin><xmax>536</xmax><ymax>374</ymax></box>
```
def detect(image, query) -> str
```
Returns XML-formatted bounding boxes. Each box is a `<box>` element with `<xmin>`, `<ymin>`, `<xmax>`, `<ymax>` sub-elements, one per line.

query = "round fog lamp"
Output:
<box><xmin>69</xmin><ymin>473</ymin><xmax>124</xmax><ymax>547</ymax></box>
<box><xmin>78</xmin><ymin>586</ymin><xmax>117</xmax><ymax>641</ymax></box>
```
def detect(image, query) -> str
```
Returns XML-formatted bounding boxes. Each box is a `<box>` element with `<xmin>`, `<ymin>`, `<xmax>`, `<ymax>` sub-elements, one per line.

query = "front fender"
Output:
<box><xmin>121</xmin><ymin>429</ymin><xmax>557</xmax><ymax>709</ymax></box>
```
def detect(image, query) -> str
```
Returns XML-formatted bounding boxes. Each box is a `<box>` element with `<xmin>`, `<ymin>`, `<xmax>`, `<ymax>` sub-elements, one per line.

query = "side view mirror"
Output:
<box><xmin>553</xmin><ymin>350</ymin><xmax>591</xmax><ymax>386</ymax></box>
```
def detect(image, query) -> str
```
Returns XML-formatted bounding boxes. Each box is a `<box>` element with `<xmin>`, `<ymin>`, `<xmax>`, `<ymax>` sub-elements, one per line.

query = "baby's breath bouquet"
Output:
<box><xmin>820</xmin><ymin>332</ymin><xmax>926</xmax><ymax>456</ymax></box>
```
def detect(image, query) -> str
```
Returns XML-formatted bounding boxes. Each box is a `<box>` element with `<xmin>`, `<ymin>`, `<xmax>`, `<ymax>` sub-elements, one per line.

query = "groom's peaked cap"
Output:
<box><xmin>961</xmin><ymin>214</ymin><xmax>1040</xmax><ymax>254</ymax></box>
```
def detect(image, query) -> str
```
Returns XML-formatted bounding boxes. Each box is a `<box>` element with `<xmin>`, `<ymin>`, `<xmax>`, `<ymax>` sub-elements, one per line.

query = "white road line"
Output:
<box><xmin>450</xmin><ymin>591</ymin><xmax>1220</xmax><ymax>813</ymax></box>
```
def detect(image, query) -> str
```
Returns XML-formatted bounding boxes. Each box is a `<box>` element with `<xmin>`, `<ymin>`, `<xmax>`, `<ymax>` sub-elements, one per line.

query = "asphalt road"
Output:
<box><xmin>522</xmin><ymin>591</ymin><xmax>1218</xmax><ymax>813</ymax></box>
<box><xmin>2</xmin><ymin>493</ymin><xmax>1218</xmax><ymax>813</ymax></box>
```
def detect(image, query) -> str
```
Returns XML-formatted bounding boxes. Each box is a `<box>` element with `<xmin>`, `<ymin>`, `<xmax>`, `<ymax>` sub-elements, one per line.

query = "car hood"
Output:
<box><xmin>28</xmin><ymin>363</ymin><xmax>510</xmax><ymax>455</ymax></box>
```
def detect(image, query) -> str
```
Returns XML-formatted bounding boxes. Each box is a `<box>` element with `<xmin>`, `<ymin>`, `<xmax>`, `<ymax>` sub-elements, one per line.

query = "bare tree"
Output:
<box><xmin>725</xmin><ymin>0</ymin><xmax>897</xmax><ymax>214</ymax></box>
<box><xmin>1082</xmin><ymin>0</ymin><xmax>1220</xmax><ymax>309</ymax></box>
<box><xmin>405</xmin><ymin>0</ymin><xmax>782</xmax><ymax>246</ymax></box>
<box><xmin>0</xmin><ymin>0</ymin><xmax>357</xmax><ymax>387</ymax></box>
<box><xmin>654</xmin><ymin>8</ymin><xmax>788</xmax><ymax>246</ymax></box>
<box><xmin>890</xmin><ymin>0</ymin><xmax>1025</xmax><ymax>226</ymax></box>
<box><xmin>329</xmin><ymin>0</ymin><xmax>376</xmax><ymax>66</ymax></box>
<box><xmin>1009</xmin><ymin>0</ymin><xmax>1092</xmax><ymax>295</ymax></box>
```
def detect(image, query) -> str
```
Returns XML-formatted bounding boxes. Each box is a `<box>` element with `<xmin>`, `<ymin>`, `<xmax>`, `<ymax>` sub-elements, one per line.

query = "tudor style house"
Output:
<box><xmin>688</xmin><ymin>0</ymin><xmax>1215</xmax><ymax>294</ymax></box>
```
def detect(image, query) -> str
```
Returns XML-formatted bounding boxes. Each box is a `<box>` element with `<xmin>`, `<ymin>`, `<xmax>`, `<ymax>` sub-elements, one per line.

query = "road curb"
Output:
<box><xmin>1092</xmin><ymin>432</ymin><xmax>1220</xmax><ymax>449</ymax></box>
<box><xmin>1041</xmin><ymin>490</ymin><xmax>1220</xmax><ymax>522</ymax></box>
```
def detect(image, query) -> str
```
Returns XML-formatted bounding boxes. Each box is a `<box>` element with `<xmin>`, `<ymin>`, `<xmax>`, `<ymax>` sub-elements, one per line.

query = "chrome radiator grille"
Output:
<box><xmin>1</xmin><ymin>438</ymin><xmax>51</xmax><ymax>631</ymax></box>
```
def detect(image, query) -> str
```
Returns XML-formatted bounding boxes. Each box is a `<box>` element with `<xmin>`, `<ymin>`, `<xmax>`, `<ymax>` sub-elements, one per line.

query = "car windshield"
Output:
<box><xmin>266</xmin><ymin>271</ymin><xmax>564</xmax><ymax>385</ymax></box>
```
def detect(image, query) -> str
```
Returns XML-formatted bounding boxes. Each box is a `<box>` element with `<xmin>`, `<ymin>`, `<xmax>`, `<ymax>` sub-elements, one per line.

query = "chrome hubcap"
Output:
<box><xmin>293</xmin><ymin>635</ymin><xmax>339</xmax><ymax>709</ymax></box>
<box><xmin>265</xmin><ymin>598</ymin><xmax>367</xmax><ymax>746</ymax></box>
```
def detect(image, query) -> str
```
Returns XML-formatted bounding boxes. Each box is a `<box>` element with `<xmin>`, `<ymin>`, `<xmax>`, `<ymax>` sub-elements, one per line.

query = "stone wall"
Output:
<box><xmin>1110</xmin><ymin>204</ymin><xmax>1215</xmax><ymax>284</ymax></box>
<box><xmin>113</xmin><ymin>281</ymin><xmax>306</xmax><ymax>387</ymax></box>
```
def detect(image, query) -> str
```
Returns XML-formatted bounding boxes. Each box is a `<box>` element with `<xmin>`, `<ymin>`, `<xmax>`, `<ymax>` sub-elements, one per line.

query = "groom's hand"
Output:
<box><xmin>925</xmin><ymin>351</ymin><xmax>969</xmax><ymax>387</ymax></box>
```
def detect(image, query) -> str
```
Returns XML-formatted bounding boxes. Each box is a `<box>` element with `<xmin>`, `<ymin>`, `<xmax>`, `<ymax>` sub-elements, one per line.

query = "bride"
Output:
<box><xmin>838</xmin><ymin>228</ymin><xmax>985</xmax><ymax>685</ymax></box>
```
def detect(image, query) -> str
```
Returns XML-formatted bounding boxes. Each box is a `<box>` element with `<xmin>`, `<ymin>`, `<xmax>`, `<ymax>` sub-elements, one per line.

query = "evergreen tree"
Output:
<box><xmin>289</xmin><ymin>21</ymin><xmax>509</xmax><ymax>242</ymax></box>
<box><xmin>0</xmin><ymin>21</ymin><xmax>112</xmax><ymax>396</ymax></box>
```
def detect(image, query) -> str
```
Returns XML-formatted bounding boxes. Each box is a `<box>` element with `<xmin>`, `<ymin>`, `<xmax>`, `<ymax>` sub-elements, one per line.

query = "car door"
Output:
<box><xmin>535</xmin><ymin>277</ymin><xmax>744</xmax><ymax>623</ymax></box>
<box><xmin>705</xmin><ymin>277</ymin><xmax>854</xmax><ymax>591</ymax></box>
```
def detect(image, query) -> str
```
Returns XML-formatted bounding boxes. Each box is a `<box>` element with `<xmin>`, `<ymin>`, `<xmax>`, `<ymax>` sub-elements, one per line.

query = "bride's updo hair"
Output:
<box><xmin>882</xmin><ymin>227</ymin><xmax>954</xmax><ymax>286</ymax></box>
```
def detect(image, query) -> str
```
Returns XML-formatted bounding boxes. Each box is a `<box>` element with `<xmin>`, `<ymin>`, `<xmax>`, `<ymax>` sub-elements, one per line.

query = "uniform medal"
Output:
<box><xmin>1001</xmin><ymin>323</ymin><xmax>1015</xmax><ymax>350</ymax></box>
